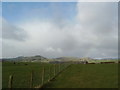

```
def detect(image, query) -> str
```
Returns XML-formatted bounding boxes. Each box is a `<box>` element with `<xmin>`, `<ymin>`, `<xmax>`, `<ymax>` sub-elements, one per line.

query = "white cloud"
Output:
<box><xmin>45</xmin><ymin>47</ymin><xmax>62</xmax><ymax>53</ymax></box>
<box><xmin>75</xmin><ymin>2</ymin><xmax>118</xmax><ymax>58</ymax></box>
<box><xmin>2</xmin><ymin>18</ymin><xmax>28</xmax><ymax>41</ymax></box>
<box><xmin>2</xmin><ymin>2</ymin><xmax>118</xmax><ymax>58</ymax></box>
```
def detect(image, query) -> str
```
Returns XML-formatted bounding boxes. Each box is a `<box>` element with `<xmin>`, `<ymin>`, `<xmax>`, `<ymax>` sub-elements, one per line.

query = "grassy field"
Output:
<box><xmin>2</xmin><ymin>62</ymin><xmax>118</xmax><ymax>88</ymax></box>
<box><xmin>2</xmin><ymin>62</ymin><xmax>66</xmax><ymax>88</ymax></box>
<box><xmin>44</xmin><ymin>64</ymin><xmax>118</xmax><ymax>88</ymax></box>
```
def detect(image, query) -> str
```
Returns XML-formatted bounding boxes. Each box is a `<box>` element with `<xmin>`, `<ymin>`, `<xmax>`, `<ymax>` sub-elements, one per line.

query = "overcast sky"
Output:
<box><xmin>1</xmin><ymin>2</ymin><xmax>118</xmax><ymax>58</ymax></box>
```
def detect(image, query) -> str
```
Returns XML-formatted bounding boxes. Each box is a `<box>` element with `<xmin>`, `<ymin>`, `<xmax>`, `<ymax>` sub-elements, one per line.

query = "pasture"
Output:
<box><xmin>44</xmin><ymin>64</ymin><xmax>118</xmax><ymax>88</ymax></box>
<box><xmin>2</xmin><ymin>61</ymin><xmax>118</xmax><ymax>88</ymax></box>
<box><xmin>2</xmin><ymin>62</ymin><xmax>68</xmax><ymax>88</ymax></box>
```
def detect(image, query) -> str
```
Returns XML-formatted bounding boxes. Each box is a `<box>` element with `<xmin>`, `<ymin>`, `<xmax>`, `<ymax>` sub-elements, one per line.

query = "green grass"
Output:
<box><xmin>2</xmin><ymin>62</ymin><xmax>118</xmax><ymax>88</ymax></box>
<box><xmin>44</xmin><ymin>64</ymin><xmax>118</xmax><ymax>88</ymax></box>
<box><xmin>2</xmin><ymin>62</ymin><xmax>65</xmax><ymax>88</ymax></box>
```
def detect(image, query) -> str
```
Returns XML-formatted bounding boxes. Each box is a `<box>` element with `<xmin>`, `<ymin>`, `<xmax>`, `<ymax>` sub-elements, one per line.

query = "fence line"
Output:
<box><xmin>8</xmin><ymin>75</ymin><xmax>13</xmax><ymax>89</ymax></box>
<box><xmin>48</xmin><ymin>66</ymin><xmax>51</xmax><ymax>82</ymax></box>
<box><xmin>30</xmin><ymin>71</ymin><xmax>33</xmax><ymax>88</ymax></box>
<box><xmin>41</xmin><ymin>67</ymin><xmax>45</xmax><ymax>86</ymax></box>
<box><xmin>8</xmin><ymin>63</ymin><xmax>71</xmax><ymax>88</ymax></box>
<box><xmin>39</xmin><ymin>63</ymin><xmax>71</xmax><ymax>88</ymax></box>
<box><xmin>54</xmin><ymin>64</ymin><xmax>56</xmax><ymax>76</ymax></box>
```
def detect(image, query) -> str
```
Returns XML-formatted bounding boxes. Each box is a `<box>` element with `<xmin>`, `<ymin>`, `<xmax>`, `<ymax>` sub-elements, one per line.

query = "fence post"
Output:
<box><xmin>59</xmin><ymin>64</ymin><xmax>60</xmax><ymax>72</ymax></box>
<box><xmin>54</xmin><ymin>64</ymin><xmax>56</xmax><ymax>76</ymax></box>
<box><xmin>8</xmin><ymin>75</ymin><xmax>13</xmax><ymax>88</ymax></box>
<box><xmin>41</xmin><ymin>67</ymin><xmax>45</xmax><ymax>85</ymax></box>
<box><xmin>57</xmin><ymin>64</ymin><xmax>58</xmax><ymax>74</ymax></box>
<box><xmin>48</xmin><ymin>66</ymin><xmax>51</xmax><ymax>82</ymax></box>
<box><xmin>30</xmin><ymin>70</ymin><xmax>33</xmax><ymax>88</ymax></box>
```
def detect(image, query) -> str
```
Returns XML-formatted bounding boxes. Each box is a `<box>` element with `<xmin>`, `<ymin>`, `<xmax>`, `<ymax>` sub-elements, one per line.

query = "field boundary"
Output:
<box><xmin>35</xmin><ymin>64</ymin><xmax>71</xmax><ymax>88</ymax></box>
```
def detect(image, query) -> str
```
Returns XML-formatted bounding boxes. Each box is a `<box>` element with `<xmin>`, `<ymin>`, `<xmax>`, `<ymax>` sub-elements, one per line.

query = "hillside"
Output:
<box><xmin>2</xmin><ymin>55</ymin><xmax>47</xmax><ymax>62</ymax></box>
<box><xmin>2</xmin><ymin>55</ymin><xmax>118</xmax><ymax>63</ymax></box>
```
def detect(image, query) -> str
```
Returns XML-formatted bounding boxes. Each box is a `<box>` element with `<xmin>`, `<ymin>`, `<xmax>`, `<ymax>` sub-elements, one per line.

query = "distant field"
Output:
<box><xmin>44</xmin><ymin>64</ymin><xmax>118</xmax><ymax>88</ymax></box>
<box><xmin>2</xmin><ymin>62</ymin><xmax>118</xmax><ymax>88</ymax></box>
<box><xmin>88</xmin><ymin>59</ymin><xmax>118</xmax><ymax>63</ymax></box>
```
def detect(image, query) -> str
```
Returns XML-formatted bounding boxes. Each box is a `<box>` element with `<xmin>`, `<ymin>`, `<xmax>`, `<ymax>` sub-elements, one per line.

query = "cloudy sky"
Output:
<box><xmin>1</xmin><ymin>2</ymin><xmax>118</xmax><ymax>58</ymax></box>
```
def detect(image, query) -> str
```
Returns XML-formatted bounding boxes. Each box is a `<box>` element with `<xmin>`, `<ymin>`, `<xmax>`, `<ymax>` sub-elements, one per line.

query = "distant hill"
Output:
<box><xmin>2</xmin><ymin>55</ymin><xmax>47</xmax><ymax>62</ymax></box>
<box><xmin>2</xmin><ymin>55</ymin><xmax>118</xmax><ymax>63</ymax></box>
<box><xmin>52</xmin><ymin>57</ymin><xmax>93</xmax><ymax>62</ymax></box>
<box><xmin>54</xmin><ymin>57</ymin><xmax>79</xmax><ymax>61</ymax></box>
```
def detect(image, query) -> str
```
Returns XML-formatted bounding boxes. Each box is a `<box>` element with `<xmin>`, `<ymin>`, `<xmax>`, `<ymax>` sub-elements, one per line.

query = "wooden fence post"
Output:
<box><xmin>56</xmin><ymin>64</ymin><xmax>58</xmax><ymax>74</ymax></box>
<box><xmin>54</xmin><ymin>64</ymin><xmax>56</xmax><ymax>76</ymax></box>
<box><xmin>8</xmin><ymin>75</ymin><xmax>13</xmax><ymax>88</ymax></box>
<box><xmin>48</xmin><ymin>66</ymin><xmax>51</xmax><ymax>82</ymax></box>
<box><xmin>57</xmin><ymin>64</ymin><xmax>58</xmax><ymax>74</ymax></box>
<box><xmin>59</xmin><ymin>64</ymin><xmax>60</xmax><ymax>72</ymax></box>
<box><xmin>41</xmin><ymin>67</ymin><xmax>45</xmax><ymax>85</ymax></box>
<box><xmin>30</xmin><ymin>70</ymin><xmax>33</xmax><ymax>88</ymax></box>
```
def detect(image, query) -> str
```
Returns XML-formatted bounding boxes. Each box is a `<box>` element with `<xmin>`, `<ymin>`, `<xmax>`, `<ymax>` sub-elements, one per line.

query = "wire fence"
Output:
<box><xmin>8</xmin><ymin>63</ymin><xmax>71</xmax><ymax>88</ymax></box>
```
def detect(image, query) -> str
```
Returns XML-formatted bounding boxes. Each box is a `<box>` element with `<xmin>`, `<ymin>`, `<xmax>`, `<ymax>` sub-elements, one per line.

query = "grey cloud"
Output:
<box><xmin>59</xmin><ymin>34</ymin><xmax>79</xmax><ymax>51</ymax></box>
<box><xmin>2</xmin><ymin>2</ymin><xmax>118</xmax><ymax>58</ymax></box>
<box><xmin>75</xmin><ymin>2</ymin><xmax>118</xmax><ymax>58</ymax></box>
<box><xmin>2</xmin><ymin>18</ymin><xmax>28</xmax><ymax>41</ymax></box>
